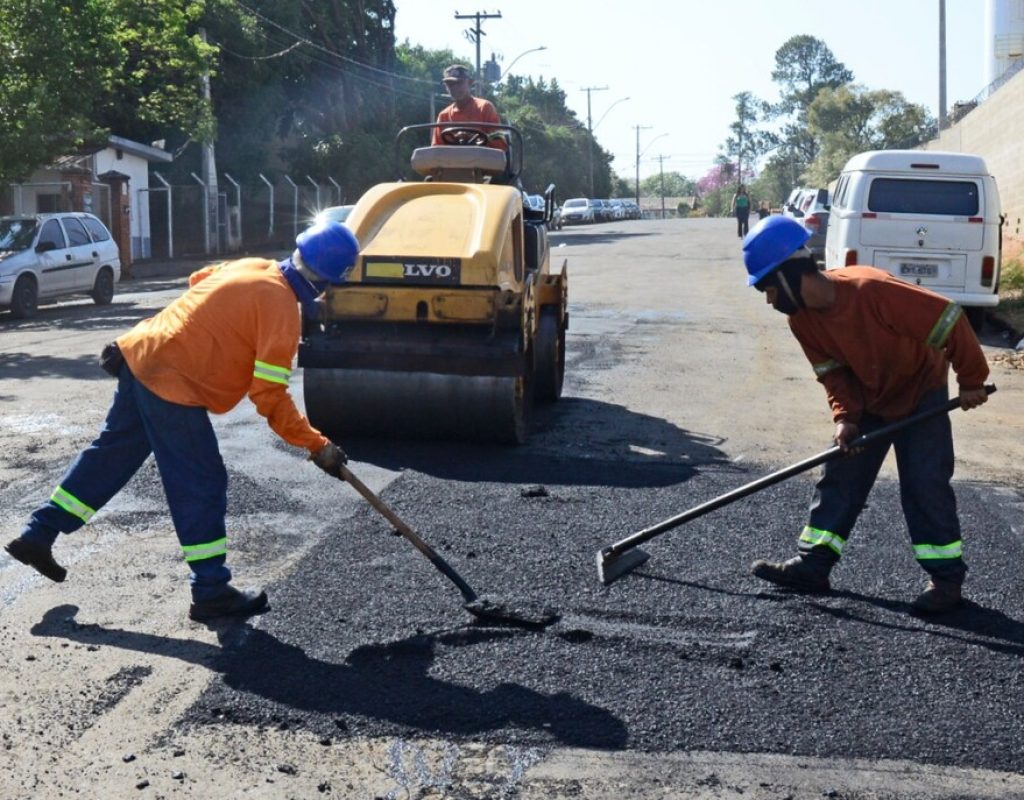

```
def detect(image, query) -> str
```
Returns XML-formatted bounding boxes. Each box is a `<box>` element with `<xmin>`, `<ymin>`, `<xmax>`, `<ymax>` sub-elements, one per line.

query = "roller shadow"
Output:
<box><xmin>32</xmin><ymin>604</ymin><xmax>628</xmax><ymax>748</ymax></box>
<box><xmin>340</xmin><ymin>397</ymin><xmax>738</xmax><ymax>489</ymax></box>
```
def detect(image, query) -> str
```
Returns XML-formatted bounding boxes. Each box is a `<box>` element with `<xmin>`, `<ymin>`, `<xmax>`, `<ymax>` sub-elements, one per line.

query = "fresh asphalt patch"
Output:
<box><xmin>186</xmin><ymin>452</ymin><xmax>1024</xmax><ymax>773</ymax></box>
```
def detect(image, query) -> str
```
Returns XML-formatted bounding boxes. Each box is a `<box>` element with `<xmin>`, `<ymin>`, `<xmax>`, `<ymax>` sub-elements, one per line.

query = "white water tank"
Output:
<box><xmin>985</xmin><ymin>0</ymin><xmax>1024</xmax><ymax>87</ymax></box>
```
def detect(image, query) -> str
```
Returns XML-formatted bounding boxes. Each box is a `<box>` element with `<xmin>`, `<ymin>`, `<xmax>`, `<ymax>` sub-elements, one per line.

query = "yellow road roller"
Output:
<box><xmin>298</xmin><ymin>123</ymin><xmax>568</xmax><ymax>444</ymax></box>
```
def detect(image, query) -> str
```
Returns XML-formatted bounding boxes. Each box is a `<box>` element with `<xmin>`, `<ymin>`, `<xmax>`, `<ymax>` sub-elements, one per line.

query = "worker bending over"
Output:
<box><xmin>742</xmin><ymin>215</ymin><xmax>989</xmax><ymax>613</ymax></box>
<box><xmin>5</xmin><ymin>222</ymin><xmax>357</xmax><ymax>622</ymax></box>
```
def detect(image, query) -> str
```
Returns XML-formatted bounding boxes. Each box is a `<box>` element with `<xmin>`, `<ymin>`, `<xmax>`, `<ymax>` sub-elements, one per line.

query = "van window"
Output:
<box><xmin>834</xmin><ymin>175</ymin><xmax>849</xmax><ymax>209</ymax></box>
<box><xmin>867</xmin><ymin>179</ymin><xmax>979</xmax><ymax>216</ymax></box>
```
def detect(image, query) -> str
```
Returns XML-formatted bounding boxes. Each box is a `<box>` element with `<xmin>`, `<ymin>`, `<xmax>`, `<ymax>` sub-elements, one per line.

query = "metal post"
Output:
<box><xmin>190</xmin><ymin>172</ymin><xmax>210</xmax><ymax>254</ymax></box>
<box><xmin>634</xmin><ymin>125</ymin><xmax>651</xmax><ymax>210</ymax></box>
<box><xmin>223</xmin><ymin>173</ymin><xmax>242</xmax><ymax>249</ymax></box>
<box><xmin>259</xmin><ymin>174</ymin><xmax>274</xmax><ymax>235</ymax></box>
<box><xmin>154</xmin><ymin>172</ymin><xmax>173</xmax><ymax>259</ymax></box>
<box><xmin>328</xmin><ymin>177</ymin><xmax>341</xmax><ymax>206</ymax></box>
<box><xmin>938</xmin><ymin>0</ymin><xmax>948</xmax><ymax>130</ymax></box>
<box><xmin>306</xmin><ymin>175</ymin><xmax>320</xmax><ymax>211</ymax></box>
<box><xmin>284</xmin><ymin>176</ymin><xmax>299</xmax><ymax>240</ymax></box>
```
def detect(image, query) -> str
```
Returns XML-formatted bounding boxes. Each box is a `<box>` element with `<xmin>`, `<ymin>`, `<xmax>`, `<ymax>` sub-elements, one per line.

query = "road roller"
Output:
<box><xmin>298</xmin><ymin>123</ymin><xmax>568</xmax><ymax>444</ymax></box>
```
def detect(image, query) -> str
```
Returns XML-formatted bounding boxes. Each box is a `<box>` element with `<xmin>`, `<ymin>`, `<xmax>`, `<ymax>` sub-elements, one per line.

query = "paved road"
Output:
<box><xmin>2</xmin><ymin>218</ymin><xmax>1023</xmax><ymax>799</ymax></box>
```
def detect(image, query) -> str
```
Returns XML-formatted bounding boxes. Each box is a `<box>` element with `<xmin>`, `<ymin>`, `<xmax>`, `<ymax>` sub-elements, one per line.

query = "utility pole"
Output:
<box><xmin>938</xmin><ymin>0</ymin><xmax>948</xmax><ymax>131</ymax></box>
<box><xmin>455</xmin><ymin>10</ymin><xmax>502</xmax><ymax>87</ymax></box>
<box><xmin>654</xmin><ymin>154</ymin><xmax>669</xmax><ymax>218</ymax></box>
<box><xmin>199</xmin><ymin>28</ymin><xmax>219</xmax><ymax>254</ymax></box>
<box><xmin>634</xmin><ymin>125</ymin><xmax>652</xmax><ymax>210</ymax></box>
<box><xmin>583</xmin><ymin>86</ymin><xmax>608</xmax><ymax>197</ymax></box>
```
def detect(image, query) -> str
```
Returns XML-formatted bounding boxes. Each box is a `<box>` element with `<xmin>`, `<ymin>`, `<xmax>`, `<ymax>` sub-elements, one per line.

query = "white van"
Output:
<box><xmin>824</xmin><ymin>150</ymin><xmax>1001</xmax><ymax>329</ymax></box>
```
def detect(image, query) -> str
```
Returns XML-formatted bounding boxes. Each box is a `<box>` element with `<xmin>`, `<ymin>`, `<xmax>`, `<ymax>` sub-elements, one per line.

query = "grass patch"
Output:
<box><xmin>997</xmin><ymin>258</ymin><xmax>1024</xmax><ymax>335</ymax></box>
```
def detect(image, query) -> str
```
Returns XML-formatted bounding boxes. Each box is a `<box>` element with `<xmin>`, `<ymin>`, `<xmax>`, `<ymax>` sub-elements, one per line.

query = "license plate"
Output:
<box><xmin>900</xmin><ymin>262</ymin><xmax>938</xmax><ymax>277</ymax></box>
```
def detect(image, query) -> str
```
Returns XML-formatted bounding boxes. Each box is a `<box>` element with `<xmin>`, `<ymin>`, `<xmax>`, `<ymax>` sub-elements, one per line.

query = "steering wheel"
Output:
<box><xmin>440</xmin><ymin>127</ymin><xmax>489</xmax><ymax>146</ymax></box>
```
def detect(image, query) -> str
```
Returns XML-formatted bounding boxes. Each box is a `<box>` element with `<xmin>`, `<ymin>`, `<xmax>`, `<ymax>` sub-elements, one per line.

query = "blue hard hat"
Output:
<box><xmin>742</xmin><ymin>215</ymin><xmax>811</xmax><ymax>286</ymax></box>
<box><xmin>296</xmin><ymin>221</ymin><xmax>359</xmax><ymax>282</ymax></box>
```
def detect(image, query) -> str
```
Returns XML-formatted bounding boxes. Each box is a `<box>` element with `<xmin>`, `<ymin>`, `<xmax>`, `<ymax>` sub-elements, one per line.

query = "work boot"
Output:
<box><xmin>751</xmin><ymin>555</ymin><xmax>831</xmax><ymax>593</ymax></box>
<box><xmin>910</xmin><ymin>578</ymin><xmax>963</xmax><ymax>614</ymax></box>
<box><xmin>5</xmin><ymin>538</ymin><xmax>67</xmax><ymax>583</ymax></box>
<box><xmin>189</xmin><ymin>585</ymin><xmax>269</xmax><ymax>622</ymax></box>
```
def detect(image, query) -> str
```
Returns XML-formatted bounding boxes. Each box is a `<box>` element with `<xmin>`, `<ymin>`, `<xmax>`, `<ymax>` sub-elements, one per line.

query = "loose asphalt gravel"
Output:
<box><xmin>117</xmin><ymin>441</ymin><xmax>1024</xmax><ymax>775</ymax></box>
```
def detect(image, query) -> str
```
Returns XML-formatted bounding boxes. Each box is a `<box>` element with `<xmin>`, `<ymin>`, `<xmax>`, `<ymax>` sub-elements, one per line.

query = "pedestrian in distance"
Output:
<box><xmin>756</xmin><ymin>200</ymin><xmax>771</xmax><ymax>221</ymax></box>
<box><xmin>741</xmin><ymin>215</ymin><xmax>989</xmax><ymax>613</ymax></box>
<box><xmin>432</xmin><ymin>64</ymin><xmax>508</xmax><ymax>150</ymax></box>
<box><xmin>4</xmin><ymin>221</ymin><xmax>359</xmax><ymax>622</ymax></box>
<box><xmin>731</xmin><ymin>184</ymin><xmax>752</xmax><ymax>238</ymax></box>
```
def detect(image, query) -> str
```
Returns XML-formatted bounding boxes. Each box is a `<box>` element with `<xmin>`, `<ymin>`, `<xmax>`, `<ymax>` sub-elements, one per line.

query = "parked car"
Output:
<box><xmin>0</xmin><ymin>212</ymin><xmax>121</xmax><ymax>319</ymax></box>
<box><xmin>784</xmin><ymin>188</ymin><xmax>831</xmax><ymax>261</ymax></box>
<box><xmin>621</xmin><ymin>199</ymin><xmax>642</xmax><ymax>220</ymax></box>
<box><xmin>608</xmin><ymin>199</ymin><xmax>626</xmax><ymax>220</ymax></box>
<box><xmin>560</xmin><ymin>197</ymin><xmax>595</xmax><ymax>225</ymax></box>
<box><xmin>824</xmin><ymin>149</ymin><xmax>1001</xmax><ymax>330</ymax></box>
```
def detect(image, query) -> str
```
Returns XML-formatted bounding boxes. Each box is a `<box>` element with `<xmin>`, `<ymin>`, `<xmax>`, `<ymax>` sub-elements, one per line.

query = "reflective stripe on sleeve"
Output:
<box><xmin>926</xmin><ymin>302</ymin><xmax>963</xmax><ymax>348</ymax></box>
<box><xmin>182</xmin><ymin>537</ymin><xmax>228</xmax><ymax>562</ymax></box>
<box><xmin>799</xmin><ymin>525</ymin><xmax>846</xmax><ymax>556</ymax></box>
<box><xmin>913</xmin><ymin>541</ymin><xmax>963</xmax><ymax>560</ymax></box>
<box><xmin>253</xmin><ymin>360</ymin><xmax>291</xmax><ymax>386</ymax></box>
<box><xmin>50</xmin><ymin>486</ymin><xmax>96</xmax><ymax>524</ymax></box>
<box><xmin>812</xmin><ymin>359</ymin><xmax>843</xmax><ymax>378</ymax></box>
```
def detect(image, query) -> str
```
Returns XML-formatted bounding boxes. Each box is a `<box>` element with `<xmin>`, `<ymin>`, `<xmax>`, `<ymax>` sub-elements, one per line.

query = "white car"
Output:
<box><xmin>0</xmin><ymin>212</ymin><xmax>121</xmax><ymax>319</ymax></box>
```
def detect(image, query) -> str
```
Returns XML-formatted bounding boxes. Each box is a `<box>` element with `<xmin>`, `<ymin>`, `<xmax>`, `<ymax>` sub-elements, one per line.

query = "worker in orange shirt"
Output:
<box><xmin>432</xmin><ymin>64</ymin><xmax>508</xmax><ymax>150</ymax></box>
<box><xmin>5</xmin><ymin>222</ymin><xmax>358</xmax><ymax>623</ymax></box>
<box><xmin>741</xmin><ymin>216</ymin><xmax>989</xmax><ymax>614</ymax></box>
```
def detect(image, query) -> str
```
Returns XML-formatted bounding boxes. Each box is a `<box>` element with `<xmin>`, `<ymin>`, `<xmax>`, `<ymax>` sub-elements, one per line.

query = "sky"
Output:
<box><xmin>391</xmin><ymin>0</ymin><xmax>988</xmax><ymax>181</ymax></box>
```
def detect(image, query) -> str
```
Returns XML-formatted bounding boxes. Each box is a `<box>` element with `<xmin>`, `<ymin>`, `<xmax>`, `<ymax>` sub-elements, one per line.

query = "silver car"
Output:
<box><xmin>784</xmin><ymin>188</ymin><xmax>831</xmax><ymax>261</ymax></box>
<box><xmin>0</xmin><ymin>212</ymin><xmax>121</xmax><ymax>318</ymax></box>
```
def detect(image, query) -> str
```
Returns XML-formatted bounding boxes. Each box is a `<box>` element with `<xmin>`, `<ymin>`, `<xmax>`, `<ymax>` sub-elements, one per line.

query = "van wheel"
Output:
<box><xmin>91</xmin><ymin>268</ymin><xmax>115</xmax><ymax>305</ymax></box>
<box><xmin>10</xmin><ymin>275</ymin><xmax>38</xmax><ymax>319</ymax></box>
<box><xmin>964</xmin><ymin>307</ymin><xmax>986</xmax><ymax>332</ymax></box>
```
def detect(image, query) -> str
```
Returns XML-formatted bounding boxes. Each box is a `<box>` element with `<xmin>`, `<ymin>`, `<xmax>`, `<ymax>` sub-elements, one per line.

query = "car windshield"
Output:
<box><xmin>0</xmin><ymin>219</ymin><xmax>38</xmax><ymax>251</ymax></box>
<box><xmin>564</xmin><ymin>199</ymin><xmax>586</xmax><ymax>208</ymax></box>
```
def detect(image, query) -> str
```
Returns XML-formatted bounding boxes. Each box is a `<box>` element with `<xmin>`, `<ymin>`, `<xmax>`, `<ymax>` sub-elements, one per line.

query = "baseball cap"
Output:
<box><xmin>442</xmin><ymin>64</ymin><xmax>473</xmax><ymax>83</ymax></box>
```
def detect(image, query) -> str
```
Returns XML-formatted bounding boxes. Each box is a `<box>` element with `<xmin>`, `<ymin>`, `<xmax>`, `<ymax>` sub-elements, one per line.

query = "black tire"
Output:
<box><xmin>534</xmin><ymin>308</ymin><xmax>566</xmax><ymax>403</ymax></box>
<box><xmin>964</xmin><ymin>306</ymin><xmax>986</xmax><ymax>332</ymax></box>
<box><xmin>91</xmin><ymin>268</ymin><xmax>115</xmax><ymax>305</ymax></box>
<box><xmin>9</xmin><ymin>275</ymin><xmax>38</xmax><ymax>319</ymax></box>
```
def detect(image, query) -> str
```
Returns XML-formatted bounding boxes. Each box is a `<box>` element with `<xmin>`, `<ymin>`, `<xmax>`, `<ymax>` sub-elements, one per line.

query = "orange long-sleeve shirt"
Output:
<box><xmin>117</xmin><ymin>258</ymin><xmax>329</xmax><ymax>453</ymax></box>
<box><xmin>789</xmin><ymin>266</ymin><xmax>989</xmax><ymax>423</ymax></box>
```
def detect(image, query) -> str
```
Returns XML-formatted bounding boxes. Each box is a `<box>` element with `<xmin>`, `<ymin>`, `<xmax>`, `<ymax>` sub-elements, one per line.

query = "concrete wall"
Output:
<box><xmin>94</xmin><ymin>149</ymin><xmax>154</xmax><ymax>259</ymax></box>
<box><xmin>924</xmin><ymin>64</ymin><xmax>1024</xmax><ymax>255</ymax></box>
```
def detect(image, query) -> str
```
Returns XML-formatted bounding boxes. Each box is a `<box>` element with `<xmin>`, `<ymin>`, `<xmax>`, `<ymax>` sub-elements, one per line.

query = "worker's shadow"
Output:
<box><xmin>31</xmin><ymin>604</ymin><xmax>628</xmax><ymax>749</ymax></box>
<box><xmin>803</xmin><ymin>593</ymin><xmax>1024</xmax><ymax>659</ymax></box>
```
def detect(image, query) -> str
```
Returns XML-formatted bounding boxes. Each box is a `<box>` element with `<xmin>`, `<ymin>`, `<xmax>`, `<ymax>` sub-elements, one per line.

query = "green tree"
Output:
<box><xmin>805</xmin><ymin>84</ymin><xmax>932</xmax><ymax>185</ymax></box>
<box><xmin>722</xmin><ymin>91</ymin><xmax>775</xmax><ymax>186</ymax></box>
<box><xmin>640</xmin><ymin>171</ymin><xmax>695</xmax><ymax>198</ymax></box>
<box><xmin>769</xmin><ymin>35</ymin><xmax>853</xmax><ymax>168</ymax></box>
<box><xmin>0</xmin><ymin>0</ymin><xmax>119</xmax><ymax>180</ymax></box>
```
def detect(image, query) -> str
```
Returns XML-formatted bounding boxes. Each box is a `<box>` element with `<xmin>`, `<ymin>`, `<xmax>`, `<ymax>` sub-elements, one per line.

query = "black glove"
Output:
<box><xmin>310</xmin><ymin>442</ymin><xmax>348</xmax><ymax>477</ymax></box>
<box><xmin>99</xmin><ymin>342</ymin><xmax>125</xmax><ymax>378</ymax></box>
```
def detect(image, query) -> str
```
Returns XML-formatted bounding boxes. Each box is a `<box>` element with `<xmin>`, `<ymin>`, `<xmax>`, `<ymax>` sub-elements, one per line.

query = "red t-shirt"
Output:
<box><xmin>432</xmin><ymin>97</ymin><xmax>507</xmax><ymax>150</ymax></box>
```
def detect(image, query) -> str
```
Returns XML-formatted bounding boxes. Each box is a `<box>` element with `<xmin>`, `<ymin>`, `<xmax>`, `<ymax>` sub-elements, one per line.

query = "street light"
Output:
<box><xmin>635</xmin><ymin>129</ymin><xmax>667</xmax><ymax>210</ymax></box>
<box><xmin>500</xmin><ymin>45</ymin><xmax>547</xmax><ymax>80</ymax></box>
<box><xmin>584</xmin><ymin>93</ymin><xmax>629</xmax><ymax>197</ymax></box>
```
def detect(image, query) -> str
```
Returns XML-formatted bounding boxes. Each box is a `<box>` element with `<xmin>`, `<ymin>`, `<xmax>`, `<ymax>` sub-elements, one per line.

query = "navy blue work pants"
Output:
<box><xmin>20</xmin><ymin>366</ymin><xmax>232</xmax><ymax>600</ymax></box>
<box><xmin>799</xmin><ymin>386</ymin><xmax>966</xmax><ymax>582</ymax></box>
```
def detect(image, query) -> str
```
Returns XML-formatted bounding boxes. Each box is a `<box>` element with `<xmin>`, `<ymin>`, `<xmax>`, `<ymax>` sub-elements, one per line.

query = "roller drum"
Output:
<box><xmin>304</xmin><ymin>368</ymin><xmax>529</xmax><ymax>444</ymax></box>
